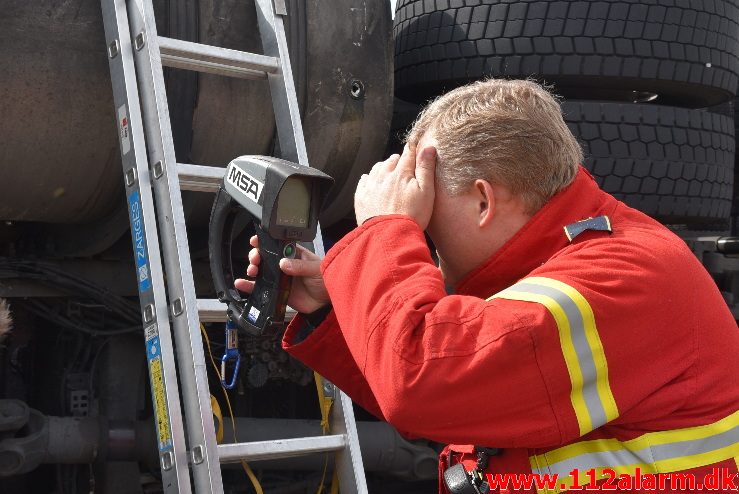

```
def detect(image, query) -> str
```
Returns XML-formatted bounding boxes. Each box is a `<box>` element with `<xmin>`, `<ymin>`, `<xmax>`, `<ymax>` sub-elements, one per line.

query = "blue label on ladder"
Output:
<box><xmin>146</xmin><ymin>335</ymin><xmax>161</xmax><ymax>360</ymax></box>
<box><xmin>128</xmin><ymin>191</ymin><xmax>152</xmax><ymax>293</ymax></box>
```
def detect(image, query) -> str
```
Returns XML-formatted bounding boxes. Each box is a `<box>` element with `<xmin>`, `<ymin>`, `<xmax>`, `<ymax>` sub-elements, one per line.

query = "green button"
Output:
<box><xmin>283</xmin><ymin>244</ymin><xmax>295</xmax><ymax>257</ymax></box>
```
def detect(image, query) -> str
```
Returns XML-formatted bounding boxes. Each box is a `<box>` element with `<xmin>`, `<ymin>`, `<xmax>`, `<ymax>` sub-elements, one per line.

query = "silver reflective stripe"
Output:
<box><xmin>501</xmin><ymin>282</ymin><xmax>608</xmax><ymax>430</ymax></box>
<box><xmin>531</xmin><ymin>415</ymin><xmax>739</xmax><ymax>479</ymax></box>
<box><xmin>532</xmin><ymin>445</ymin><xmax>653</xmax><ymax>477</ymax></box>
<box><xmin>651</xmin><ymin>423</ymin><xmax>739</xmax><ymax>462</ymax></box>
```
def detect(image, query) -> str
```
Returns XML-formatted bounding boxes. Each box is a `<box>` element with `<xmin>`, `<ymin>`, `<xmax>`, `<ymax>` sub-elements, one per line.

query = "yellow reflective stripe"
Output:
<box><xmin>489</xmin><ymin>276</ymin><xmax>618</xmax><ymax>436</ymax></box>
<box><xmin>524</xmin><ymin>277</ymin><xmax>618</xmax><ymax>427</ymax></box>
<box><xmin>734</xmin><ymin>456</ymin><xmax>739</xmax><ymax>471</ymax></box>
<box><xmin>541</xmin><ymin>409</ymin><xmax>739</xmax><ymax>466</ymax></box>
<box><xmin>530</xmin><ymin>409</ymin><xmax>739</xmax><ymax>492</ymax></box>
<box><xmin>644</xmin><ymin>408</ymin><xmax>739</xmax><ymax>446</ymax></box>
<box><xmin>657</xmin><ymin>442</ymin><xmax>739</xmax><ymax>472</ymax></box>
<box><xmin>492</xmin><ymin>289</ymin><xmax>593</xmax><ymax>435</ymax></box>
<box><xmin>539</xmin><ymin>437</ymin><xmax>640</xmax><ymax>466</ymax></box>
<box><xmin>536</xmin><ymin>456</ymin><xmax>739</xmax><ymax>494</ymax></box>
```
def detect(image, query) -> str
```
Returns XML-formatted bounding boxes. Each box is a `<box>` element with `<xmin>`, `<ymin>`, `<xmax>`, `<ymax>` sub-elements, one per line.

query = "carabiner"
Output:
<box><xmin>221</xmin><ymin>320</ymin><xmax>241</xmax><ymax>389</ymax></box>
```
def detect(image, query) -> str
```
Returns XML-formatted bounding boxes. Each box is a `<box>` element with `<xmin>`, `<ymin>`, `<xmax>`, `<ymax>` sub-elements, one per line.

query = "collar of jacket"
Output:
<box><xmin>453</xmin><ymin>166</ymin><xmax>615</xmax><ymax>298</ymax></box>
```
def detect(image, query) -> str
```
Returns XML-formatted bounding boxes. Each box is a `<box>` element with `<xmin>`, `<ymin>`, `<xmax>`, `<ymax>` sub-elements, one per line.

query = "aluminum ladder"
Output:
<box><xmin>100</xmin><ymin>0</ymin><xmax>368</xmax><ymax>492</ymax></box>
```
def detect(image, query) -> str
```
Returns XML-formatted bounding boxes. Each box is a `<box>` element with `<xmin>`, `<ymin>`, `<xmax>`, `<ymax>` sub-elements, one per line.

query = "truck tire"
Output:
<box><xmin>563</xmin><ymin>101</ymin><xmax>735</xmax><ymax>227</ymax></box>
<box><xmin>733</xmin><ymin>97</ymin><xmax>739</xmax><ymax>232</ymax></box>
<box><xmin>394</xmin><ymin>0</ymin><xmax>739</xmax><ymax>107</ymax></box>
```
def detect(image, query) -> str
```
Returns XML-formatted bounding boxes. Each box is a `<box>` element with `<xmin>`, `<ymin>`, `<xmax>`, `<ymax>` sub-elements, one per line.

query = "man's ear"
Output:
<box><xmin>474</xmin><ymin>179</ymin><xmax>496</xmax><ymax>228</ymax></box>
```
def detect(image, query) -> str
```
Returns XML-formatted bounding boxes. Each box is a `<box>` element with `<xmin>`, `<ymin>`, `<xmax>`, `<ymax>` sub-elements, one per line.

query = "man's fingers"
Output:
<box><xmin>248</xmin><ymin>247</ymin><xmax>260</xmax><ymax>266</ymax></box>
<box><xmin>368</xmin><ymin>160</ymin><xmax>384</xmax><ymax>178</ymax></box>
<box><xmin>369</xmin><ymin>154</ymin><xmax>400</xmax><ymax>177</ymax></box>
<box><xmin>279</xmin><ymin>257</ymin><xmax>320</xmax><ymax>277</ymax></box>
<box><xmin>244</xmin><ymin>244</ymin><xmax>316</xmax><ymax>278</ymax></box>
<box><xmin>246</xmin><ymin>263</ymin><xmax>259</xmax><ymax>277</ymax></box>
<box><xmin>295</xmin><ymin>244</ymin><xmax>320</xmax><ymax>262</ymax></box>
<box><xmin>415</xmin><ymin>146</ymin><xmax>437</xmax><ymax>190</ymax></box>
<box><xmin>239</xmin><ymin>238</ymin><xmax>318</xmax><ymax>293</ymax></box>
<box><xmin>234</xmin><ymin>278</ymin><xmax>255</xmax><ymax>293</ymax></box>
<box><xmin>357</xmin><ymin>174</ymin><xmax>368</xmax><ymax>190</ymax></box>
<box><xmin>384</xmin><ymin>152</ymin><xmax>402</xmax><ymax>171</ymax></box>
<box><xmin>396</xmin><ymin>143</ymin><xmax>418</xmax><ymax>174</ymax></box>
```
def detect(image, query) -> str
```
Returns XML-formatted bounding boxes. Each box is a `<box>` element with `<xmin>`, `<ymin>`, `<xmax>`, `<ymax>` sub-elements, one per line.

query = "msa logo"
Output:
<box><xmin>227</xmin><ymin>164</ymin><xmax>262</xmax><ymax>203</ymax></box>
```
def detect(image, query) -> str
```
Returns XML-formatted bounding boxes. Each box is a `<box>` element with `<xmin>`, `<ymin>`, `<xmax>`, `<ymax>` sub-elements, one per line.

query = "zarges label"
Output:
<box><xmin>226</xmin><ymin>163</ymin><xmax>263</xmax><ymax>204</ymax></box>
<box><xmin>128</xmin><ymin>191</ymin><xmax>151</xmax><ymax>293</ymax></box>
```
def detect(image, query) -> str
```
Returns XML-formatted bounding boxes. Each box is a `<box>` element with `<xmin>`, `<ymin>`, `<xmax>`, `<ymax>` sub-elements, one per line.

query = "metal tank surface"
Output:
<box><xmin>0</xmin><ymin>0</ymin><xmax>124</xmax><ymax>225</ymax></box>
<box><xmin>0</xmin><ymin>0</ymin><xmax>392</xmax><ymax>239</ymax></box>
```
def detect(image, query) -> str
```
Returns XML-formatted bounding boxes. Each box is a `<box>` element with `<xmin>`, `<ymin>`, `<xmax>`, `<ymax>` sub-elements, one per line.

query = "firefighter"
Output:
<box><xmin>237</xmin><ymin>79</ymin><xmax>739</xmax><ymax>493</ymax></box>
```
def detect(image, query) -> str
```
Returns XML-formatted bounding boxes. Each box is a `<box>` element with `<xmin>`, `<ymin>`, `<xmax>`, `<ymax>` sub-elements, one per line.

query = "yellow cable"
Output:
<box><xmin>330</xmin><ymin>469</ymin><xmax>339</xmax><ymax>494</ymax></box>
<box><xmin>316</xmin><ymin>454</ymin><xmax>329</xmax><ymax>494</ymax></box>
<box><xmin>314</xmin><ymin>372</ymin><xmax>339</xmax><ymax>494</ymax></box>
<box><xmin>201</xmin><ymin>324</ymin><xmax>264</xmax><ymax>494</ymax></box>
<box><xmin>210</xmin><ymin>395</ymin><xmax>224</xmax><ymax>444</ymax></box>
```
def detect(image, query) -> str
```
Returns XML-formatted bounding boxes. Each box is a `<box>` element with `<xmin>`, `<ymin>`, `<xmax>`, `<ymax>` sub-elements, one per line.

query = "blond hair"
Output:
<box><xmin>406</xmin><ymin>79</ymin><xmax>582</xmax><ymax>214</ymax></box>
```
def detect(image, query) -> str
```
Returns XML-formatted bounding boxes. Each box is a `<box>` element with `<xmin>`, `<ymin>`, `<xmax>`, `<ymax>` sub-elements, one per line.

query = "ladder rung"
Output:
<box><xmin>197</xmin><ymin>298</ymin><xmax>228</xmax><ymax>322</ymax></box>
<box><xmin>158</xmin><ymin>36</ymin><xmax>280</xmax><ymax>80</ymax></box>
<box><xmin>177</xmin><ymin>163</ymin><xmax>224</xmax><ymax>192</ymax></box>
<box><xmin>197</xmin><ymin>298</ymin><xmax>297</xmax><ymax>323</ymax></box>
<box><xmin>217</xmin><ymin>435</ymin><xmax>347</xmax><ymax>463</ymax></box>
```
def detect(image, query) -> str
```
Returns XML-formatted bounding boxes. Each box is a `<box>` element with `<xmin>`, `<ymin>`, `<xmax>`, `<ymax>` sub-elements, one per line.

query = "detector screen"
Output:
<box><xmin>276</xmin><ymin>177</ymin><xmax>311</xmax><ymax>228</ymax></box>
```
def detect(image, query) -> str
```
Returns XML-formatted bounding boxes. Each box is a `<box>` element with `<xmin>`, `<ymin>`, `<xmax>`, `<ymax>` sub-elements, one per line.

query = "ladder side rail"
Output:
<box><xmin>100</xmin><ymin>1</ymin><xmax>192</xmax><ymax>492</ymax></box>
<box><xmin>253</xmin><ymin>0</ymin><xmax>309</xmax><ymax>167</ymax></box>
<box><xmin>254</xmin><ymin>1</ymin><xmax>368</xmax><ymax>492</ymax></box>
<box><xmin>125</xmin><ymin>0</ymin><xmax>223</xmax><ymax>491</ymax></box>
<box><xmin>254</xmin><ymin>0</ymin><xmax>326</xmax><ymax>259</ymax></box>
<box><xmin>332</xmin><ymin>390</ymin><xmax>369</xmax><ymax>494</ymax></box>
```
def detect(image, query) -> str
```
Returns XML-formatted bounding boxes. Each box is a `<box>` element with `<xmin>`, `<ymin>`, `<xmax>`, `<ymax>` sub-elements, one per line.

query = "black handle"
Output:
<box><xmin>209</xmin><ymin>186</ymin><xmax>295</xmax><ymax>336</ymax></box>
<box><xmin>240</xmin><ymin>227</ymin><xmax>294</xmax><ymax>335</ymax></box>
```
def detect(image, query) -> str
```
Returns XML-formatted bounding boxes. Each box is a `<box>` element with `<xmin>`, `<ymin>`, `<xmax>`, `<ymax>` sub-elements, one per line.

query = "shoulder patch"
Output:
<box><xmin>564</xmin><ymin>216</ymin><xmax>612</xmax><ymax>242</ymax></box>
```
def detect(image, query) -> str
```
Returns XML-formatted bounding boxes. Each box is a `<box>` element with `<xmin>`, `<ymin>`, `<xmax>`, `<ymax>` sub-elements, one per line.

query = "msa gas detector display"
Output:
<box><xmin>210</xmin><ymin>156</ymin><xmax>333</xmax><ymax>336</ymax></box>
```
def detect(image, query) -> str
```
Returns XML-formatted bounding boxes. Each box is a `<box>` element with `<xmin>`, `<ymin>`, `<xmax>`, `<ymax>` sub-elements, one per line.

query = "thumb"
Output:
<box><xmin>415</xmin><ymin>146</ymin><xmax>437</xmax><ymax>190</ymax></box>
<box><xmin>279</xmin><ymin>257</ymin><xmax>321</xmax><ymax>277</ymax></box>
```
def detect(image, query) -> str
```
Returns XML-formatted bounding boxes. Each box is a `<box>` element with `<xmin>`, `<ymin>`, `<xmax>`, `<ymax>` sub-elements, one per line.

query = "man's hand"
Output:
<box><xmin>234</xmin><ymin>235</ymin><xmax>330</xmax><ymax>314</ymax></box>
<box><xmin>354</xmin><ymin>144</ymin><xmax>437</xmax><ymax>229</ymax></box>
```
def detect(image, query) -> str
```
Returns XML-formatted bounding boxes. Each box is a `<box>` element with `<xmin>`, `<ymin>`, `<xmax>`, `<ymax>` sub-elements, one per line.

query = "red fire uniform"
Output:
<box><xmin>283</xmin><ymin>167</ymin><xmax>739</xmax><ymax>493</ymax></box>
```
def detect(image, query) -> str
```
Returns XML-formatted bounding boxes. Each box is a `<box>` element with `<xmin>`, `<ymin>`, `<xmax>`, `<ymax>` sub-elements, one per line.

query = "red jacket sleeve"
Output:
<box><xmin>310</xmin><ymin>215</ymin><xmax>567</xmax><ymax>448</ymax></box>
<box><xmin>283</xmin><ymin>310</ymin><xmax>386</xmax><ymax>421</ymax></box>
